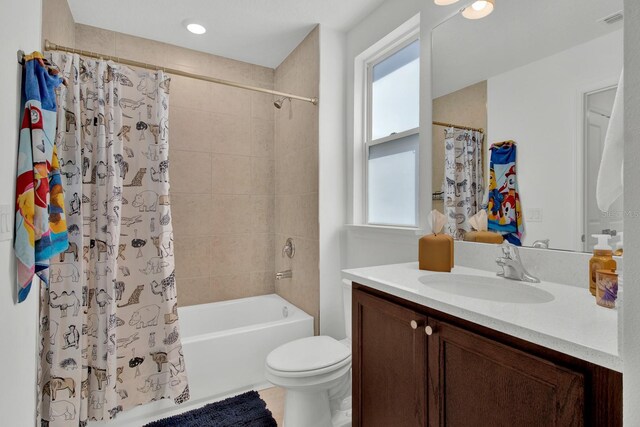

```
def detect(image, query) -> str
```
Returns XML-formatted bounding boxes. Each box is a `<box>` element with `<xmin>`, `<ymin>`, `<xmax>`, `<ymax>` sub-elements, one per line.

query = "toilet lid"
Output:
<box><xmin>266</xmin><ymin>336</ymin><xmax>351</xmax><ymax>373</ymax></box>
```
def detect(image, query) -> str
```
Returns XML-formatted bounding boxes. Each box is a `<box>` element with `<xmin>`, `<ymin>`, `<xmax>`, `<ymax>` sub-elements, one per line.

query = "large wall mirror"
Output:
<box><xmin>431</xmin><ymin>0</ymin><xmax>623</xmax><ymax>253</ymax></box>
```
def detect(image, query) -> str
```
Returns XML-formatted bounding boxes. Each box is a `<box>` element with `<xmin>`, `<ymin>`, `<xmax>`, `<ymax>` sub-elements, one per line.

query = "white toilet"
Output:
<box><xmin>265</xmin><ymin>280</ymin><xmax>352</xmax><ymax>427</ymax></box>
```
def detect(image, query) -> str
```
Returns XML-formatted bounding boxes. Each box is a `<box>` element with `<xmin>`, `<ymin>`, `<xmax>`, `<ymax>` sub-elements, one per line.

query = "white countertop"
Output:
<box><xmin>342</xmin><ymin>263</ymin><xmax>622</xmax><ymax>372</ymax></box>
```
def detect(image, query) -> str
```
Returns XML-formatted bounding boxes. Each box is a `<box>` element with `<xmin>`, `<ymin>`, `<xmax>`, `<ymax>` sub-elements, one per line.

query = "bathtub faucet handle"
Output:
<box><xmin>282</xmin><ymin>238</ymin><xmax>295</xmax><ymax>259</ymax></box>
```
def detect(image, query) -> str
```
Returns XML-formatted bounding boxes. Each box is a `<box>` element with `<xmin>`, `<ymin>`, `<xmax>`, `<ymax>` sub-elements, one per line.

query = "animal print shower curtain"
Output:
<box><xmin>443</xmin><ymin>128</ymin><xmax>484</xmax><ymax>239</ymax></box>
<box><xmin>38</xmin><ymin>53</ymin><xmax>188</xmax><ymax>426</ymax></box>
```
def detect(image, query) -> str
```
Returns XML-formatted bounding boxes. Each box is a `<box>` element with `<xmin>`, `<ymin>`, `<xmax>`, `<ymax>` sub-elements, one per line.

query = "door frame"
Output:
<box><xmin>575</xmin><ymin>77</ymin><xmax>619</xmax><ymax>252</ymax></box>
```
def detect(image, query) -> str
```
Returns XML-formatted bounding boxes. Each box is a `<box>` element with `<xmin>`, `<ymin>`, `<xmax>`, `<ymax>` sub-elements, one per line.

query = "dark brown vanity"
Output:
<box><xmin>352</xmin><ymin>283</ymin><xmax>622</xmax><ymax>427</ymax></box>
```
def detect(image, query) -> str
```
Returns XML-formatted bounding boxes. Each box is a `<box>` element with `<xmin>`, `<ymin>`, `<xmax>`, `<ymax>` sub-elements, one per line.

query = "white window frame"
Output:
<box><xmin>362</xmin><ymin>28</ymin><xmax>421</xmax><ymax>228</ymax></box>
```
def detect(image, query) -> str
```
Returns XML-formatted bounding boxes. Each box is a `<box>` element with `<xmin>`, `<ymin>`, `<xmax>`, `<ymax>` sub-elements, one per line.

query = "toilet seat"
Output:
<box><xmin>266</xmin><ymin>336</ymin><xmax>351</xmax><ymax>378</ymax></box>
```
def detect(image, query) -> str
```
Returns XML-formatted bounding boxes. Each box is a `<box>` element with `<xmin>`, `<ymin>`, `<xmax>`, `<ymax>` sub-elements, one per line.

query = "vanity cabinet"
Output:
<box><xmin>352</xmin><ymin>284</ymin><xmax>622</xmax><ymax>427</ymax></box>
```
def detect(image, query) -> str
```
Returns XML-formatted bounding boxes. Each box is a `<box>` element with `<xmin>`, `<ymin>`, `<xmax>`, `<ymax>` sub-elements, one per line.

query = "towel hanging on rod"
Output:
<box><xmin>596</xmin><ymin>71</ymin><xmax>624</xmax><ymax>212</ymax></box>
<box><xmin>17</xmin><ymin>50</ymin><xmax>68</xmax><ymax>86</ymax></box>
<box><xmin>492</xmin><ymin>140</ymin><xmax>516</xmax><ymax>148</ymax></box>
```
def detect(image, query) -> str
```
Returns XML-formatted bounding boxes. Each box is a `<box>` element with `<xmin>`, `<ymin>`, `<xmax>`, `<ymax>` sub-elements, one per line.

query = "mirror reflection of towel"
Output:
<box><xmin>485</xmin><ymin>141</ymin><xmax>524</xmax><ymax>246</ymax></box>
<box><xmin>597</xmin><ymin>70</ymin><xmax>624</xmax><ymax>212</ymax></box>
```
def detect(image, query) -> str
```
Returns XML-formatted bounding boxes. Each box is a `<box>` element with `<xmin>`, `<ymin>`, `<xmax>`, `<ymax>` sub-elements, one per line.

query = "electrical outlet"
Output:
<box><xmin>0</xmin><ymin>205</ymin><xmax>13</xmax><ymax>242</ymax></box>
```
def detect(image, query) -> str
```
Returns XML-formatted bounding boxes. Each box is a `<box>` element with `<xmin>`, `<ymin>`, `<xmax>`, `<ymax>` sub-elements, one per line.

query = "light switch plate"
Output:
<box><xmin>0</xmin><ymin>205</ymin><xmax>13</xmax><ymax>242</ymax></box>
<box><xmin>527</xmin><ymin>208</ymin><xmax>543</xmax><ymax>223</ymax></box>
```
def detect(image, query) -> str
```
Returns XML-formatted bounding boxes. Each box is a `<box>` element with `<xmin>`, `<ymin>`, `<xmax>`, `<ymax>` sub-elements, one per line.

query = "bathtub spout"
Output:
<box><xmin>276</xmin><ymin>270</ymin><xmax>292</xmax><ymax>280</ymax></box>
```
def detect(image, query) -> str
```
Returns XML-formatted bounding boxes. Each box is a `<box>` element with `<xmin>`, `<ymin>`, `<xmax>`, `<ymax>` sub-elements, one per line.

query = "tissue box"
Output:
<box><xmin>419</xmin><ymin>234</ymin><xmax>454</xmax><ymax>272</ymax></box>
<box><xmin>464</xmin><ymin>231</ymin><xmax>504</xmax><ymax>244</ymax></box>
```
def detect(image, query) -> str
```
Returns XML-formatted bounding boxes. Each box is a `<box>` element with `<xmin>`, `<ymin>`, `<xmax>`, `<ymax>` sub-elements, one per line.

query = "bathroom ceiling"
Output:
<box><xmin>432</xmin><ymin>0</ymin><xmax>624</xmax><ymax>98</ymax></box>
<box><xmin>66</xmin><ymin>0</ymin><xmax>386</xmax><ymax>68</ymax></box>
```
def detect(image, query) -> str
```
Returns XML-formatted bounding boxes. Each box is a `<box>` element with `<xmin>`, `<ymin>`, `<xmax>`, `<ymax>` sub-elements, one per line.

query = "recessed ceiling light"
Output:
<box><xmin>461</xmin><ymin>0</ymin><xmax>495</xmax><ymax>19</ymax></box>
<box><xmin>185</xmin><ymin>22</ymin><xmax>206</xmax><ymax>35</ymax></box>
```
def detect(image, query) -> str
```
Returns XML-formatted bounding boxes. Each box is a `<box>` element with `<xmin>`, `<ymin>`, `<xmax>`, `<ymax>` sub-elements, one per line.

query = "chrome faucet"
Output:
<box><xmin>496</xmin><ymin>242</ymin><xmax>540</xmax><ymax>283</ymax></box>
<box><xmin>532</xmin><ymin>239</ymin><xmax>550</xmax><ymax>249</ymax></box>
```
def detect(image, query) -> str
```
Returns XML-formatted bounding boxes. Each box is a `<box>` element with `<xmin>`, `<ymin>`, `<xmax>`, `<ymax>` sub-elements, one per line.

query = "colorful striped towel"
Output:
<box><xmin>14</xmin><ymin>52</ymin><xmax>68</xmax><ymax>302</ymax></box>
<box><xmin>485</xmin><ymin>141</ymin><xmax>524</xmax><ymax>246</ymax></box>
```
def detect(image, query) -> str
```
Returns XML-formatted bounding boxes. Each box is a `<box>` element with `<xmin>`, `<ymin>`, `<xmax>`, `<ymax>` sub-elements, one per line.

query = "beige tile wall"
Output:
<box><xmin>42</xmin><ymin>0</ymin><xmax>75</xmax><ymax>48</ymax></box>
<box><xmin>71</xmin><ymin>24</ymin><xmax>277</xmax><ymax>306</ymax></box>
<box><xmin>274</xmin><ymin>27</ymin><xmax>320</xmax><ymax>333</ymax></box>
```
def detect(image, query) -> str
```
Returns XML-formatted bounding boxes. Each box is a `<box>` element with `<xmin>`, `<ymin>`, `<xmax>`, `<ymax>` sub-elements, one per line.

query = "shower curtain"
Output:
<box><xmin>443</xmin><ymin>127</ymin><xmax>484</xmax><ymax>239</ymax></box>
<box><xmin>38</xmin><ymin>53</ymin><xmax>188</xmax><ymax>426</ymax></box>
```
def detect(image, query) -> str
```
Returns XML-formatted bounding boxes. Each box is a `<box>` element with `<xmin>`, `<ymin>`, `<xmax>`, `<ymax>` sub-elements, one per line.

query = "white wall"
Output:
<box><xmin>0</xmin><ymin>0</ymin><xmax>42</xmax><ymax>424</ymax></box>
<box><xmin>318</xmin><ymin>26</ymin><xmax>348</xmax><ymax>338</ymax></box>
<box><xmin>623</xmin><ymin>0</ymin><xmax>640</xmax><ymax>424</ymax></box>
<box><xmin>344</xmin><ymin>226</ymin><xmax>419</xmax><ymax>268</ymax></box>
<box><xmin>487</xmin><ymin>30</ymin><xmax>623</xmax><ymax>251</ymax></box>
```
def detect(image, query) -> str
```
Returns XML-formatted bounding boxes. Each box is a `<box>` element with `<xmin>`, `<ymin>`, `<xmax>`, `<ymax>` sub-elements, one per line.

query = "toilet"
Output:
<box><xmin>265</xmin><ymin>280</ymin><xmax>352</xmax><ymax>427</ymax></box>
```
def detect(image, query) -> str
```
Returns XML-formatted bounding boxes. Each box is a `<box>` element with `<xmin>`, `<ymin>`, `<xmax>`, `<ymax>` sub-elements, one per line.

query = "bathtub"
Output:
<box><xmin>179</xmin><ymin>294</ymin><xmax>314</xmax><ymax>403</ymax></box>
<box><xmin>99</xmin><ymin>294</ymin><xmax>313</xmax><ymax>426</ymax></box>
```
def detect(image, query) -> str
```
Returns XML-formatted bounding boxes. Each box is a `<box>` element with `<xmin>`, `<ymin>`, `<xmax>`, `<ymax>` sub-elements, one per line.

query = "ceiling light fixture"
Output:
<box><xmin>461</xmin><ymin>0</ymin><xmax>495</xmax><ymax>19</ymax></box>
<box><xmin>434</xmin><ymin>0</ymin><xmax>460</xmax><ymax>5</ymax></box>
<box><xmin>185</xmin><ymin>21</ymin><xmax>207</xmax><ymax>35</ymax></box>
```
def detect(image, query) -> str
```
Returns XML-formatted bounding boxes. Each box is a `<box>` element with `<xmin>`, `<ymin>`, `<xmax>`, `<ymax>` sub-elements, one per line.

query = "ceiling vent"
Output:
<box><xmin>598</xmin><ymin>11</ymin><xmax>624</xmax><ymax>25</ymax></box>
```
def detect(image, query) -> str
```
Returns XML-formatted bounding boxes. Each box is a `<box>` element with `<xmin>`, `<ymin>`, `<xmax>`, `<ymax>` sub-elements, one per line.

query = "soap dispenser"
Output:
<box><xmin>589</xmin><ymin>234</ymin><xmax>617</xmax><ymax>296</ymax></box>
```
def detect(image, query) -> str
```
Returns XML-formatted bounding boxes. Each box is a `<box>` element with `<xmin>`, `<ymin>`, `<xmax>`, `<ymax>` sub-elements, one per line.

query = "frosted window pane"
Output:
<box><xmin>368</xmin><ymin>133</ymin><xmax>419</xmax><ymax>226</ymax></box>
<box><xmin>371</xmin><ymin>40</ymin><xmax>420</xmax><ymax>140</ymax></box>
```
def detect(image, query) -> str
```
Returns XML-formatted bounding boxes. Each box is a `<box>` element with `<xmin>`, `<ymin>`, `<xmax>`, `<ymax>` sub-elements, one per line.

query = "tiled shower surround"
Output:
<box><xmin>274</xmin><ymin>28</ymin><xmax>320</xmax><ymax>332</ymax></box>
<box><xmin>42</xmin><ymin>0</ymin><xmax>320</xmax><ymax>329</ymax></box>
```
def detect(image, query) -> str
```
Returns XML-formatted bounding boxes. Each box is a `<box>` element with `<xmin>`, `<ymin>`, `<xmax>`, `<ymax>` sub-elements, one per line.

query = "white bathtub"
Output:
<box><xmin>179</xmin><ymin>294</ymin><xmax>314</xmax><ymax>403</ymax></box>
<box><xmin>97</xmin><ymin>294</ymin><xmax>313</xmax><ymax>426</ymax></box>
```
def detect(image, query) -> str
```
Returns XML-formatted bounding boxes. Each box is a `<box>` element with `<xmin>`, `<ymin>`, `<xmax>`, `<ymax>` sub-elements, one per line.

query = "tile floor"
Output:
<box><xmin>259</xmin><ymin>387</ymin><xmax>286</xmax><ymax>425</ymax></box>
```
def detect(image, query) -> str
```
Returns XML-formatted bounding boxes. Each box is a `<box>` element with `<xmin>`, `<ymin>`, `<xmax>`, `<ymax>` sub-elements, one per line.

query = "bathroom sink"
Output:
<box><xmin>418</xmin><ymin>274</ymin><xmax>555</xmax><ymax>304</ymax></box>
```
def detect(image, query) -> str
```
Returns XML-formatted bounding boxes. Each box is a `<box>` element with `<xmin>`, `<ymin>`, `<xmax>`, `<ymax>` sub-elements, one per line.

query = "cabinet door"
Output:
<box><xmin>353</xmin><ymin>288</ymin><xmax>428</xmax><ymax>427</ymax></box>
<box><xmin>427</xmin><ymin>318</ymin><xmax>585</xmax><ymax>427</ymax></box>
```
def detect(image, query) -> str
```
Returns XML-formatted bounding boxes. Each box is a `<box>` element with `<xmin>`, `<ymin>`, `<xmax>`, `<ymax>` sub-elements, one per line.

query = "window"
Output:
<box><xmin>365</xmin><ymin>37</ymin><xmax>420</xmax><ymax>227</ymax></box>
<box><xmin>368</xmin><ymin>133</ymin><xmax>419</xmax><ymax>226</ymax></box>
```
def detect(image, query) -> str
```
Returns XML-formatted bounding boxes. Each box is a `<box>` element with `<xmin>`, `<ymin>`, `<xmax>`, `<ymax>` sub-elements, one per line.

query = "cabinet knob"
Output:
<box><xmin>410</xmin><ymin>320</ymin><xmax>419</xmax><ymax>330</ymax></box>
<box><xmin>425</xmin><ymin>325</ymin><xmax>433</xmax><ymax>336</ymax></box>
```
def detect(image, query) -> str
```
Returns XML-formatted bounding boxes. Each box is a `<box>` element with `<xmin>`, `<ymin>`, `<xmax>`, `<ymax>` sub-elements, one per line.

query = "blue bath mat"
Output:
<box><xmin>145</xmin><ymin>390</ymin><xmax>277</xmax><ymax>427</ymax></box>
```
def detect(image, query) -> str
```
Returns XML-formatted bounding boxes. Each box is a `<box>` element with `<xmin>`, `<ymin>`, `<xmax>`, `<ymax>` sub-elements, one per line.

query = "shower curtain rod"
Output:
<box><xmin>20</xmin><ymin>40</ymin><xmax>319</xmax><ymax>106</ymax></box>
<box><xmin>433</xmin><ymin>121</ymin><xmax>484</xmax><ymax>133</ymax></box>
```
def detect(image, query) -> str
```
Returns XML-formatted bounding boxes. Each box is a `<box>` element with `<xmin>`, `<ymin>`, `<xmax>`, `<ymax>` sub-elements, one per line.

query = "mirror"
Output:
<box><xmin>431</xmin><ymin>0</ymin><xmax>623</xmax><ymax>253</ymax></box>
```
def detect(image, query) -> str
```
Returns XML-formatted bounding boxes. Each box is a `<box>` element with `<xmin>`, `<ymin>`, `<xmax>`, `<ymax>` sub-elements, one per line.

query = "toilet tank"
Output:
<box><xmin>342</xmin><ymin>279</ymin><xmax>352</xmax><ymax>342</ymax></box>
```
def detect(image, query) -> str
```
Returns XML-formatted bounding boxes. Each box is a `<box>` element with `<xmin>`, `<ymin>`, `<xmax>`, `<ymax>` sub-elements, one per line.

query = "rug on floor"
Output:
<box><xmin>145</xmin><ymin>390</ymin><xmax>277</xmax><ymax>427</ymax></box>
